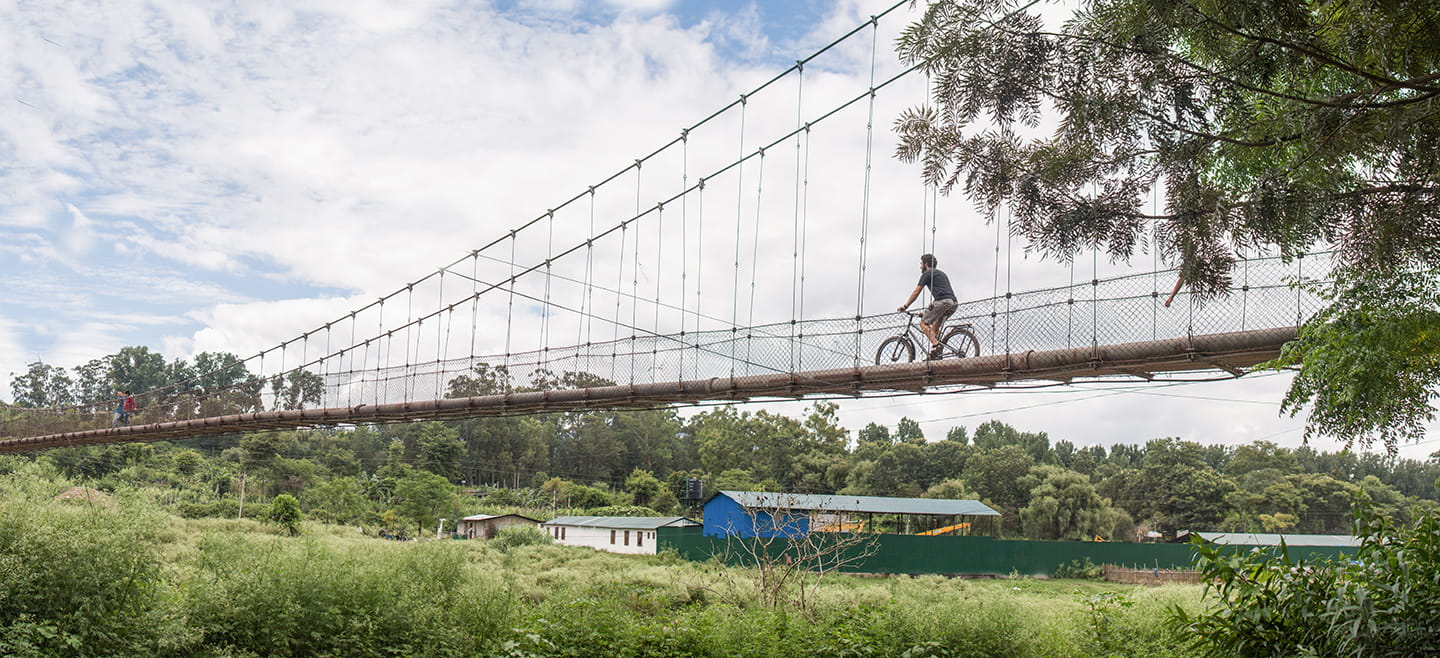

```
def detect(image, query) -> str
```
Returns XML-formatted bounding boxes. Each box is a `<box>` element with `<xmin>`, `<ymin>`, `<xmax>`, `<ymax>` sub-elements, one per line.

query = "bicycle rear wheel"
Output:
<box><xmin>941</xmin><ymin>326</ymin><xmax>981</xmax><ymax>358</ymax></box>
<box><xmin>875</xmin><ymin>336</ymin><xmax>916</xmax><ymax>364</ymax></box>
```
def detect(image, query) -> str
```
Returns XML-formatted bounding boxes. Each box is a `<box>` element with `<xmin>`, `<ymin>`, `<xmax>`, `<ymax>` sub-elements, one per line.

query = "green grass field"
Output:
<box><xmin>1</xmin><ymin>468</ymin><xmax>1202</xmax><ymax>657</ymax></box>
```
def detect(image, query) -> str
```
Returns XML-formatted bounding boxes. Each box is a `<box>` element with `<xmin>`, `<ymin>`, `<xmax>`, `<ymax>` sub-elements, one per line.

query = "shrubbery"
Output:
<box><xmin>490</xmin><ymin>524</ymin><xmax>551</xmax><ymax>551</ymax></box>
<box><xmin>0</xmin><ymin>475</ymin><xmax>182</xmax><ymax>656</ymax></box>
<box><xmin>1052</xmin><ymin>557</ymin><xmax>1104</xmax><ymax>580</ymax></box>
<box><xmin>1174</xmin><ymin>497</ymin><xmax>1440</xmax><ymax>655</ymax></box>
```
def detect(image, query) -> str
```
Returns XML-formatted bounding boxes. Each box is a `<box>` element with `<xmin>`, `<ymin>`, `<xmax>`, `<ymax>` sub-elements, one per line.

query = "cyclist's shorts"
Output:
<box><xmin>922</xmin><ymin>298</ymin><xmax>958</xmax><ymax>326</ymax></box>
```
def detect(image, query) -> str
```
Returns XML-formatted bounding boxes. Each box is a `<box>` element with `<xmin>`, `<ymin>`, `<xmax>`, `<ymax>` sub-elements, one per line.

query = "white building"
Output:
<box><xmin>542</xmin><ymin>516</ymin><xmax>699</xmax><ymax>555</ymax></box>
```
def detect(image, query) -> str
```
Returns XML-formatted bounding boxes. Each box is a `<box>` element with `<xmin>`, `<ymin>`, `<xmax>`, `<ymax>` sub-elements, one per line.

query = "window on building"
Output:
<box><xmin>637</xmin><ymin>531</ymin><xmax>643</xmax><ymax>548</ymax></box>
<box><xmin>610</xmin><ymin>530</ymin><xmax>616</xmax><ymax>544</ymax></box>
<box><xmin>561</xmin><ymin>527</ymin><xmax>566</xmax><ymax>540</ymax></box>
<box><xmin>624</xmin><ymin>530</ymin><xmax>630</xmax><ymax>546</ymax></box>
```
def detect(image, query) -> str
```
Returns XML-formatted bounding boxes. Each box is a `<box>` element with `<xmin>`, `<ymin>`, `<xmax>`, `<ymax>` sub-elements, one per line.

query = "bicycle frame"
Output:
<box><xmin>875</xmin><ymin>311</ymin><xmax>980</xmax><ymax>364</ymax></box>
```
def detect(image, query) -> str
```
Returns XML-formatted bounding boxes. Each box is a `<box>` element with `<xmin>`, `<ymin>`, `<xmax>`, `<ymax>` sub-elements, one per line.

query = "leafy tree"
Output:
<box><xmin>962</xmin><ymin>445</ymin><xmax>1036</xmax><ymax>533</ymax></box>
<box><xmin>923</xmin><ymin>478</ymin><xmax>979</xmax><ymax>500</ymax></box>
<box><xmin>271</xmin><ymin>368</ymin><xmax>324</xmax><ymax>411</ymax></box>
<box><xmin>9</xmin><ymin>361</ymin><xmax>75</xmax><ymax>408</ymax></box>
<box><xmin>971</xmin><ymin>421</ymin><xmax>1049</xmax><ymax>462</ymax></box>
<box><xmin>895</xmin><ymin>0</ymin><xmax>1440</xmax><ymax>451</ymax></box>
<box><xmin>802</xmin><ymin>402</ymin><xmax>850</xmax><ymax>454</ymax></box>
<box><xmin>267</xmin><ymin>493</ymin><xmax>303</xmax><ymax>536</ymax></box>
<box><xmin>624</xmin><ymin>468</ymin><xmax>677</xmax><ymax>513</ymax></box>
<box><xmin>301</xmin><ymin>476</ymin><xmax>373</xmax><ymax>524</ymax></box>
<box><xmin>1020</xmin><ymin>465</ymin><xmax>1131</xmax><ymax>541</ymax></box>
<box><xmin>107</xmin><ymin>346</ymin><xmax>171</xmax><ymax>396</ymax></box>
<box><xmin>861</xmin><ymin>443</ymin><xmax>928</xmax><ymax>497</ymax></box>
<box><xmin>1226</xmin><ymin>441</ymin><xmax>1299</xmax><ymax>477</ymax></box>
<box><xmin>392</xmin><ymin>470</ymin><xmax>456</xmax><ymax>532</ymax></box>
<box><xmin>855</xmin><ymin>422</ymin><xmax>892</xmax><ymax>446</ymax></box>
<box><xmin>1124</xmin><ymin>439</ymin><xmax>1238</xmax><ymax>534</ymax></box>
<box><xmin>895</xmin><ymin>417</ymin><xmax>925</xmax><ymax>444</ymax></box>
<box><xmin>416</xmin><ymin>423</ymin><xmax>464</xmax><ymax>481</ymax></box>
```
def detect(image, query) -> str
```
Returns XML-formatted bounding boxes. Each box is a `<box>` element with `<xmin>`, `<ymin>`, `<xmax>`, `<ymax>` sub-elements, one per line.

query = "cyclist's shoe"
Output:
<box><xmin>927</xmin><ymin>345</ymin><xmax>944</xmax><ymax>360</ymax></box>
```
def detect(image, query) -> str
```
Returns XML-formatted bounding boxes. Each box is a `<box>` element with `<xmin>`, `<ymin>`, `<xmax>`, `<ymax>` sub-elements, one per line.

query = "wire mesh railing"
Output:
<box><xmin>0</xmin><ymin>252</ymin><xmax>1328</xmax><ymax>441</ymax></box>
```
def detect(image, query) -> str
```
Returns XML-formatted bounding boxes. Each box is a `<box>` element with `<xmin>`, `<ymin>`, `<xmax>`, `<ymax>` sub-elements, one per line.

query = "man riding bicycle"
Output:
<box><xmin>897</xmin><ymin>253</ymin><xmax>958</xmax><ymax>359</ymax></box>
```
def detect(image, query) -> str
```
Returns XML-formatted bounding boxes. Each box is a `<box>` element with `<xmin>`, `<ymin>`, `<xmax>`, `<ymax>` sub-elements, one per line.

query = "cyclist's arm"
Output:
<box><xmin>1162</xmin><ymin>275</ymin><xmax>1183</xmax><ymax>307</ymax></box>
<box><xmin>898</xmin><ymin>285</ymin><xmax>923</xmax><ymax>312</ymax></box>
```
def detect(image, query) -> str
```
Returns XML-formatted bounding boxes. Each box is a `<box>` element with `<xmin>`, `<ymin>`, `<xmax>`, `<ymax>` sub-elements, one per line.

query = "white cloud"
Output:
<box><xmin>3</xmin><ymin>0</ymin><xmax>1433</xmax><ymax>462</ymax></box>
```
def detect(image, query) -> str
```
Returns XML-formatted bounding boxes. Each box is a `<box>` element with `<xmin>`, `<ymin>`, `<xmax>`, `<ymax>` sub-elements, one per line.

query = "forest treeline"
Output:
<box><xmin>5</xmin><ymin>350</ymin><xmax>1439</xmax><ymax>541</ymax></box>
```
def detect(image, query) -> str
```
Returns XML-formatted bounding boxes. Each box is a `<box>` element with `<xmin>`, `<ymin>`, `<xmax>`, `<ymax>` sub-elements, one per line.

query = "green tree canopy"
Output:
<box><xmin>1020</xmin><ymin>465</ymin><xmax>1130</xmax><ymax>541</ymax></box>
<box><xmin>267</xmin><ymin>493</ymin><xmax>302</xmax><ymax>536</ymax></box>
<box><xmin>896</xmin><ymin>0</ymin><xmax>1440</xmax><ymax>451</ymax></box>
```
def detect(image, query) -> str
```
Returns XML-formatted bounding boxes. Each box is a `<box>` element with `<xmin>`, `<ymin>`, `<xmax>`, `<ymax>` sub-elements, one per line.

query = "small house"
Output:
<box><xmin>542</xmin><ymin>516</ymin><xmax>700</xmax><ymax>555</ymax></box>
<box><xmin>458</xmin><ymin>513</ymin><xmax>541</xmax><ymax>540</ymax></box>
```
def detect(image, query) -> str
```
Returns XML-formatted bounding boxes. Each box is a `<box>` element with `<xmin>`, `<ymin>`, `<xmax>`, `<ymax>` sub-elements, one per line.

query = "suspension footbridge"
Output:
<box><xmin>0</xmin><ymin>1</ymin><xmax>1324</xmax><ymax>454</ymax></box>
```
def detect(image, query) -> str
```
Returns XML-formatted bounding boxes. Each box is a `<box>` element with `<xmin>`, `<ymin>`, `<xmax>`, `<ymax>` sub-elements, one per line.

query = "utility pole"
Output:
<box><xmin>237</xmin><ymin>472</ymin><xmax>246</xmax><ymax>519</ymax></box>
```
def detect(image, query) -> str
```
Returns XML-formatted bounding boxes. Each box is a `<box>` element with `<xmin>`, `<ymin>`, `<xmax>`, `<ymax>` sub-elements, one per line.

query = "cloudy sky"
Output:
<box><xmin>3</xmin><ymin>0</ymin><xmax>1435</xmax><ymax>460</ymax></box>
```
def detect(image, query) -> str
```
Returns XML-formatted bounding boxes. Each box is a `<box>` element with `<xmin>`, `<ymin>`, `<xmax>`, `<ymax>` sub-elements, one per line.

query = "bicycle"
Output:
<box><xmin>874</xmin><ymin>311</ymin><xmax>981</xmax><ymax>364</ymax></box>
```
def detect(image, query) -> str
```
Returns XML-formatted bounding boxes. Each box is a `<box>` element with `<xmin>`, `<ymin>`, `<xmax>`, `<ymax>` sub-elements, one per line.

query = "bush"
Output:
<box><xmin>183</xmin><ymin>534</ymin><xmax>512</xmax><ymax>656</ymax></box>
<box><xmin>0</xmin><ymin>494</ymin><xmax>183</xmax><ymax>656</ymax></box>
<box><xmin>1052</xmin><ymin>558</ymin><xmax>1104</xmax><ymax>580</ymax></box>
<box><xmin>490</xmin><ymin>525</ymin><xmax>551</xmax><ymax>552</ymax></box>
<box><xmin>586</xmin><ymin>505</ymin><xmax>662</xmax><ymax>517</ymax></box>
<box><xmin>267</xmin><ymin>493</ymin><xmax>302</xmax><ymax>535</ymax></box>
<box><xmin>173</xmin><ymin>498</ymin><xmax>241</xmax><ymax>519</ymax></box>
<box><xmin>1174</xmin><ymin>497</ymin><xmax>1440</xmax><ymax>655</ymax></box>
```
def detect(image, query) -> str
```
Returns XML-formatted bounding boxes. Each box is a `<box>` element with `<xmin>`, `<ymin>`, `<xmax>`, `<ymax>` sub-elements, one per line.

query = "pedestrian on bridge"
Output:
<box><xmin>898</xmin><ymin>253</ymin><xmax>958</xmax><ymax>359</ymax></box>
<box><xmin>112</xmin><ymin>390</ymin><xmax>136</xmax><ymax>427</ymax></box>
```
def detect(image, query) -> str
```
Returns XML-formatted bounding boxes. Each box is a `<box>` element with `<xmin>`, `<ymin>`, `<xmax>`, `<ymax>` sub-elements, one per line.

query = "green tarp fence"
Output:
<box><xmin>656</xmin><ymin>527</ymin><xmax>1355</xmax><ymax>576</ymax></box>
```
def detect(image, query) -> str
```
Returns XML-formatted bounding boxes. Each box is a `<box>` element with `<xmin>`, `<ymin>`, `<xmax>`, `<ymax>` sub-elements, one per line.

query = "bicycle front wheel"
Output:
<box><xmin>875</xmin><ymin>336</ymin><xmax>916</xmax><ymax>364</ymax></box>
<box><xmin>942</xmin><ymin>326</ymin><xmax>981</xmax><ymax>358</ymax></box>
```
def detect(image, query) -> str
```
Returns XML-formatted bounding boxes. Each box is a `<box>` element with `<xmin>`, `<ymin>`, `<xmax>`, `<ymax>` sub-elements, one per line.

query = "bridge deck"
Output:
<box><xmin>0</xmin><ymin>327</ymin><xmax>1294</xmax><ymax>454</ymax></box>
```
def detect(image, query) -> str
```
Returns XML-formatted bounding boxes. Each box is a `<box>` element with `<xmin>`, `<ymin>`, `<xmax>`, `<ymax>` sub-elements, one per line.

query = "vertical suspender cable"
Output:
<box><xmin>798</xmin><ymin>124</ymin><xmax>812</xmax><ymax>371</ymax></box>
<box><xmin>349</xmin><ymin>312</ymin><xmax>358</xmax><ymax>407</ymax></box>
<box><xmin>470</xmin><ymin>252</ymin><xmax>480</xmax><ymax>372</ymax></box>
<box><xmin>1005</xmin><ymin>204</ymin><xmax>1013</xmax><ymax>356</ymax></box>
<box><xmin>632</xmin><ymin>162</ymin><xmax>642</xmax><ymax>383</ymax></box>
<box><xmin>745</xmin><ymin>147</ymin><xmax>766</xmax><ymax>375</ymax></box>
<box><xmin>732</xmin><ymin>95</ymin><xmax>748</xmax><ymax>377</ymax></box>
<box><xmin>680</xmin><ymin>131</ymin><xmax>690</xmax><ymax>380</ymax></box>
<box><xmin>654</xmin><ymin>201</ymin><xmax>665</xmax><ymax>379</ymax></box>
<box><xmin>506</xmin><ymin>234</ymin><xmax>517</xmax><ymax>378</ymax></box>
<box><xmin>584</xmin><ymin>188</ymin><xmax>596</xmax><ymax>349</ymax></box>
<box><xmin>695</xmin><ymin>177</ymin><xmax>706</xmax><ymax>376</ymax></box>
<box><xmin>1151</xmin><ymin>186</ymin><xmax>1158</xmax><ymax>341</ymax></box>
<box><xmin>614</xmin><ymin>219</ymin><xmax>627</xmax><ymax>382</ymax></box>
<box><xmin>854</xmin><ymin>17</ymin><xmax>879</xmax><ymax>366</ymax></box>
<box><xmin>436</xmin><ymin>270</ymin><xmax>446</xmax><ymax>397</ymax></box>
<box><xmin>1068</xmin><ymin>254</ymin><xmax>1076</xmax><ymax>349</ymax></box>
<box><xmin>543</xmin><ymin>210</ymin><xmax>555</xmax><ymax>369</ymax></box>
<box><xmin>377</xmin><ymin>301</ymin><xmax>386</xmax><ymax>406</ymax></box>
<box><xmin>991</xmin><ymin>203</ymin><xmax>1002</xmax><ymax>354</ymax></box>
<box><xmin>790</xmin><ymin>63</ymin><xmax>805</xmax><ymax>372</ymax></box>
<box><xmin>1091</xmin><ymin>241</ymin><xmax>1098</xmax><ymax>350</ymax></box>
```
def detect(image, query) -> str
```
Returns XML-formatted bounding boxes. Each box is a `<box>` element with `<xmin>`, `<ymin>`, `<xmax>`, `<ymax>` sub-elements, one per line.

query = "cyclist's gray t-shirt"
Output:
<box><xmin>918</xmin><ymin>269</ymin><xmax>956</xmax><ymax>301</ymax></box>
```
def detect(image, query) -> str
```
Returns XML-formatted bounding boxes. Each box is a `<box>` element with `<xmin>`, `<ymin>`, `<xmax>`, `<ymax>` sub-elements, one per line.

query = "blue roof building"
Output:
<box><xmin>702</xmin><ymin>490</ymin><xmax>1000</xmax><ymax>538</ymax></box>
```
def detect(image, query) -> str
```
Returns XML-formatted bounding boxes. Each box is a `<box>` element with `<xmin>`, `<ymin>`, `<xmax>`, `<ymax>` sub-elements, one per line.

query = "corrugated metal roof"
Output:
<box><xmin>542</xmin><ymin>516</ymin><xmax>700</xmax><ymax>530</ymax></box>
<box><xmin>1191</xmin><ymin>531</ymin><xmax>1361</xmax><ymax>547</ymax></box>
<box><xmin>460</xmin><ymin>513</ymin><xmax>539</xmax><ymax>523</ymax></box>
<box><xmin>714</xmin><ymin>491</ymin><xmax>1000</xmax><ymax>517</ymax></box>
